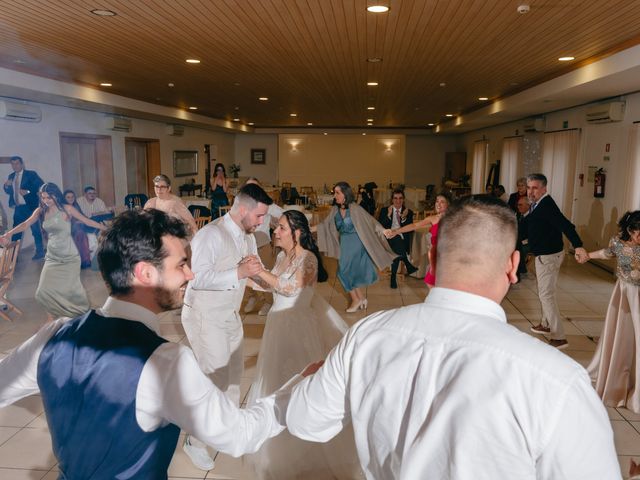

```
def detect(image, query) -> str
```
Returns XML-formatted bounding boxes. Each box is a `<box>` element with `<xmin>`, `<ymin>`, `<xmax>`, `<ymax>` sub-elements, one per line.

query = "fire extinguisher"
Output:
<box><xmin>594</xmin><ymin>168</ymin><xmax>606</xmax><ymax>198</ymax></box>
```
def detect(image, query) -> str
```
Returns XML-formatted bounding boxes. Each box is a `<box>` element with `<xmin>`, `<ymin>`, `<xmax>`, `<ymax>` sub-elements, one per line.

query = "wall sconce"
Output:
<box><xmin>381</xmin><ymin>140</ymin><xmax>396</xmax><ymax>153</ymax></box>
<box><xmin>288</xmin><ymin>139</ymin><xmax>302</xmax><ymax>152</ymax></box>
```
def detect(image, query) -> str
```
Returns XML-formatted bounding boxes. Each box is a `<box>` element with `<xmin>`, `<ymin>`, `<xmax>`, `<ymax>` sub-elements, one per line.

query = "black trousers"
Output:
<box><xmin>12</xmin><ymin>204</ymin><xmax>44</xmax><ymax>254</ymax></box>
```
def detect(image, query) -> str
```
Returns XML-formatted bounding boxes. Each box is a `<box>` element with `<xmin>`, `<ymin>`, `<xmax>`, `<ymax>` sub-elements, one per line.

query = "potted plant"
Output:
<box><xmin>229</xmin><ymin>163</ymin><xmax>241</xmax><ymax>178</ymax></box>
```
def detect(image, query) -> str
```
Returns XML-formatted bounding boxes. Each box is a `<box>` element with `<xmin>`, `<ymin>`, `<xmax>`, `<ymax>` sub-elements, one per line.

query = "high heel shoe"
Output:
<box><xmin>361</xmin><ymin>299</ymin><xmax>368</xmax><ymax>310</ymax></box>
<box><xmin>346</xmin><ymin>300</ymin><xmax>363</xmax><ymax>313</ymax></box>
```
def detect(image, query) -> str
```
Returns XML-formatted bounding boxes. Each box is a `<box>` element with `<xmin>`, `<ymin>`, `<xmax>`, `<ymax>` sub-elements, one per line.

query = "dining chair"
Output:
<box><xmin>195</xmin><ymin>216</ymin><xmax>212</xmax><ymax>229</ymax></box>
<box><xmin>0</xmin><ymin>240</ymin><xmax>22</xmax><ymax>322</ymax></box>
<box><xmin>219</xmin><ymin>205</ymin><xmax>232</xmax><ymax>217</ymax></box>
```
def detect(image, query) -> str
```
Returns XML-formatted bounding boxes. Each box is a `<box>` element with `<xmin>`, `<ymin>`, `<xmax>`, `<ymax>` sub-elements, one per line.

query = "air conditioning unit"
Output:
<box><xmin>165</xmin><ymin>124</ymin><xmax>185</xmax><ymax>136</ymax></box>
<box><xmin>104</xmin><ymin>116</ymin><xmax>132</xmax><ymax>132</ymax></box>
<box><xmin>585</xmin><ymin>101</ymin><xmax>625</xmax><ymax>123</ymax></box>
<box><xmin>0</xmin><ymin>100</ymin><xmax>42</xmax><ymax>122</ymax></box>
<box><xmin>523</xmin><ymin>117</ymin><xmax>545</xmax><ymax>132</ymax></box>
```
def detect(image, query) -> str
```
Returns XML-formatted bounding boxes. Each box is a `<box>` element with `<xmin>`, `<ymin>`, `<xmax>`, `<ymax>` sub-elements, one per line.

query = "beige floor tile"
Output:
<box><xmin>168</xmin><ymin>434</ymin><xmax>213</xmax><ymax>478</ymax></box>
<box><xmin>560</xmin><ymin>335</ymin><xmax>597</xmax><ymax>352</ymax></box>
<box><xmin>619</xmin><ymin>409</ymin><xmax>640</xmax><ymax>422</ymax></box>
<box><xmin>608</xmin><ymin>407</ymin><xmax>624</xmax><ymax>420</ymax></box>
<box><xmin>206</xmin><ymin>453</ymin><xmax>255</xmax><ymax>479</ymax></box>
<box><xmin>561</xmin><ymin>349</ymin><xmax>595</xmax><ymax>368</ymax></box>
<box><xmin>0</xmin><ymin>427</ymin><xmax>20</xmax><ymax>447</ymax></box>
<box><xmin>0</xmin><ymin>427</ymin><xmax>56</xmax><ymax>470</ymax></box>
<box><xmin>0</xmin><ymin>396</ymin><xmax>43</xmax><ymax>428</ymax></box>
<box><xmin>0</xmin><ymin>468</ymin><xmax>48</xmax><ymax>480</ymax></box>
<box><xmin>617</xmin><ymin>455</ymin><xmax>638</xmax><ymax>479</ymax></box>
<box><xmin>612</xmin><ymin>421</ymin><xmax>640</xmax><ymax>455</ymax></box>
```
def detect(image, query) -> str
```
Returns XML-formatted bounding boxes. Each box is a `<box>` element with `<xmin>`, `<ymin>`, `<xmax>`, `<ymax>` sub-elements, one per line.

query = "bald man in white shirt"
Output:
<box><xmin>286</xmin><ymin>195</ymin><xmax>620</xmax><ymax>479</ymax></box>
<box><xmin>0</xmin><ymin>209</ymin><xmax>319</xmax><ymax>478</ymax></box>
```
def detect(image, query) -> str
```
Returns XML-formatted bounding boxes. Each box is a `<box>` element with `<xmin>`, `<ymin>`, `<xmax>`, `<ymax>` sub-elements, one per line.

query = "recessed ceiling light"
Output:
<box><xmin>307</xmin><ymin>122</ymin><xmax>313</xmax><ymax>126</ymax></box>
<box><xmin>168</xmin><ymin>83</ymin><xmax>175</xmax><ymax>87</ymax></box>
<box><xmin>90</xmin><ymin>9</ymin><xmax>116</xmax><ymax>16</ymax></box>
<box><xmin>439</xmin><ymin>82</ymin><xmax>447</xmax><ymax>87</ymax></box>
<box><xmin>185</xmin><ymin>59</ymin><xmax>201</xmax><ymax>64</ymax></box>
<box><xmin>290</xmin><ymin>113</ymin><xmax>297</xmax><ymax>117</ymax></box>
<box><xmin>189</xmin><ymin>106</ymin><xmax>198</xmax><ymax>110</ymax></box>
<box><xmin>367</xmin><ymin>106</ymin><xmax>375</xmax><ymax>110</ymax></box>
<box><xmin>323</xmin><ymin>132</ymin><xmax>328</xmax><ymax>135</ymax></box>
<box><xmin>248</xmin><ymin>122</ymin><xmax>255</xmax><ymax>125</ymax></box>
<box><xmin>427</xmin><ymin>123</ymin><xmax>435</xmax><ymax>126</ymax></box>
<box><xmin>367</xmin><ymin>57</ymin><xmax>383</xmax><ymax>63</ymax></box>
<box><xmin>445</xmin><ymin>114</ymin><xmax>454</xmax><ymax>117</ymax></box>
<box><xmin>367</xmin><ymin>5</ymin><xmax>389</xmax><ymax>13</ymax></box>
<box><xmin>100</xmin><ymin>83</ymin><xmax>112</xmax><ymax>87</ymax></box>
<box><xmin>362</xmin><ymin>132</ymin><xmax>367</xmax><ymax>135</ymax></box>
<box><xmin>367</xmin><ymin>82</ymin><xmax>379</xmax><ymax>86</ymax></box>
<box><xmin>367</xmin><ymin>118</ymin><xmax>374</xmax><ymax>122</ymax></box>
<box><xmin>478</xmin><ymin>97</ymin><xmax>489</xmax><ymax>101</ymax></box>
<box><xmin>259</xmin><ymin>97</ymin><xmax>269</xmax><ymax>101</ymax></box>
<box><xmin>558</xmin><ymin>56</ymin><xmax>575</xmax><ymax>61</ymax></box>
<box><xmin>233</xmin><ymin>118</ymin><xmax>240</xmax><ymax>121</ymax></box>
<box><xmin>367</xmin><ymin>123</ymin><xmax>373</xmax><ymax>126</ymax></box>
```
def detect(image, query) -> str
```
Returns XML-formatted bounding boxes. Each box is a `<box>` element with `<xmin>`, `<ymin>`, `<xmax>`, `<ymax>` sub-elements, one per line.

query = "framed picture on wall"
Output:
<box><xmin>173</xmin><ymin>150</ymin><xmax>198</xmax><ymax>177</ymax></box>
<box><xmin>251</xmin><ymin>148</ymin><xmax>266</xmax><ymax>164</ymax></box>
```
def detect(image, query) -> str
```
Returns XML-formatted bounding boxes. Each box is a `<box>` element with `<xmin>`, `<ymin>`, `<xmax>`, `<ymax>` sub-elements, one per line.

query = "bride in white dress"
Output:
<box><xmin>246</xmin><ymin>210</ymin><xmax>363</xmax><ymax>479</ymax></box>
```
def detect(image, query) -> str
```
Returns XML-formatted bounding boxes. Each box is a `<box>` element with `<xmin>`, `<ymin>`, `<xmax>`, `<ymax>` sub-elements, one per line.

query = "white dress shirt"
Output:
<box><xmin>0</xmin><ymin>297</ymin><xmax>295</xmax><ymax>457</ymax></box>
<box><xmin>286</xmin><ymin>288</ymin><xmax>620</xmax><ymax>479</ymax></box>
<box><xmin>77</xmin><ymin>196</ymin><xmax>108</xmax><ymax>217</ymax></box>
<box><xmin>12</xmin><ymin>170</ymin><xmax>25</xmax><ymax>205</ymax></box>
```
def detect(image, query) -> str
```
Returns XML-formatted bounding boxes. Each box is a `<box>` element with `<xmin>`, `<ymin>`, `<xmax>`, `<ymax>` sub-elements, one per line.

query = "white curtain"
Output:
<box><xmin>541</xmin><ymin>130</ymin><xmax>580</xmax><ymax>217</ymax></box>
<box><xmin>625</xmin><ymin>124</ymin><xmax>640</xmax><ymax>210</ymax></box>
<box><xmin>472</xmin><ymin>140</ymin><xmax>488</xmax><ymax>194</ymax></box>
<box><xmin>500</xmin><ymin>136</ymin><xmax>523</xmax><ymax>194</ymax></box>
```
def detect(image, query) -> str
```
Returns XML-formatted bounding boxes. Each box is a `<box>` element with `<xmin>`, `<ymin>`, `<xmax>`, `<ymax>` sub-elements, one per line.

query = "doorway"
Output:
<box><xmin>125</xmin><ymin>138</ymin><xmax>161</xmax><ymax>197</ymax></box>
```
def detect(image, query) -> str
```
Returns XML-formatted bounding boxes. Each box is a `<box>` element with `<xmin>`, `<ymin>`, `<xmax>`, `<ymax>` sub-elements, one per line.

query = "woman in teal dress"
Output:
<box><xmin>210</xmin><ymin>162</ymin><xmax>230</xmax><ymax>218</ymax></box>
<box><xmin>316</xmin><ymin>182</ymin><xmax>396</xmax><ymax>312</ymax></box>
<box><xmin>0</xmin><ymin>183</ymin><xmax>106</xmax><ymax>321</ymax></box>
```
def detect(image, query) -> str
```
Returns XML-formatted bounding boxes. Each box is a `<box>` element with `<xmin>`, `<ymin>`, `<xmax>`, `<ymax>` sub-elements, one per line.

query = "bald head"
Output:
<box><xmin>436</xmin><ymin>195</ymin><xmax>518</xmax><ymax>298</ymax></box>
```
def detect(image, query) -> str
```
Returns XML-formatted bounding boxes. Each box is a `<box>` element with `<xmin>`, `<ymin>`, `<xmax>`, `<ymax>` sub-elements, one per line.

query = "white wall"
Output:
<box><xmin>0</xmin><ymin>101</ymin><xmax>235</xmax><ymax>247</ymax></box>
<box><xmin>234</xmin><ymin>133</ymin><xmax>278</xmax><ymax>186</ymax></box>
<box><xmin>278</xmin><ymin>134</ymin><xmax>405</xmax><ymax>190</ymax></box>
<box><xmin>405</xmin><ymin>135</ymin><xmax>461</xmax><ymax>188</ymax></box>
<box><xmin>461</xmin><ymin>92</ymin><xmax>640</xmax><ymax>254</ymax></box>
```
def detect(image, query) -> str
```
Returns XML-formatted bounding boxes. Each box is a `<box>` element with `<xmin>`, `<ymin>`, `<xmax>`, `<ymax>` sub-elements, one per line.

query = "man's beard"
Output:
<box><xmin>153</xmin><ymin>283</ymin><xmax>186</xmax><ymax>311</ymax></box>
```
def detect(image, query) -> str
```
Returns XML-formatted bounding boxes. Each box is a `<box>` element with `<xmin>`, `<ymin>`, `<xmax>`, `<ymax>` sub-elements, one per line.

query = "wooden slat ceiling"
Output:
<box><xmin>1</xmin><ymin>0</ymin><xmax>640</xmax><ymax>128</ymax></box>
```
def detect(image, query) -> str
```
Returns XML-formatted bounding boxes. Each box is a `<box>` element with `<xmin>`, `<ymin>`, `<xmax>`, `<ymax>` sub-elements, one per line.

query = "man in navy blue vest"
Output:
<box><xmin>3</xmin><ymin>155</ymin><xmax>45</xmax><ymax>259</ymax></box>
<box><xmin>0</xmin><ymin>209</ymin><xmax>318</xmax><ymax>478</ymax></box>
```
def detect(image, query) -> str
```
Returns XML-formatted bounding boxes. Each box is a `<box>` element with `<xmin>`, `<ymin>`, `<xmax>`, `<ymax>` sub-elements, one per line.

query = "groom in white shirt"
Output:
<box><xmin>181</xmin><ymin>183</ymin><xmax>273</xmax><ymax>470</ymax></box>
<box><xmin>286</xmin><ymin>195</ymin><xmax>620</xmax><ymax>479</ymax></box>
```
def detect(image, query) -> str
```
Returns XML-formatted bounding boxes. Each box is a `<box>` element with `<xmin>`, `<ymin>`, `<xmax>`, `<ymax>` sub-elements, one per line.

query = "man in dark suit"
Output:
<box><xmin>3</xmin><ymin>156</ymin><xmax>44</xmax><ymax>259</ymax></box>
<box><xmin>378</xmin><ymin>189</ymin><xmax>418</xmax><ymax>288</ymax></box>
<box><xmin>523</xmin><ymin>173</ymin><xmax>588</xmax><ymax>349</ymax></box>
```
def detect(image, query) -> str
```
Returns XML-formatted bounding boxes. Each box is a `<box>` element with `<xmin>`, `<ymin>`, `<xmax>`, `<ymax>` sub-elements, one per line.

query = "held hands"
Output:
<box><xmin>301</xmin><ymin>360</ymin><xmax>324</xmax><ymax>377</ymax></box>
<box><xmin>574</xmin><ymin>247</ymin><xmax>589</xmax><ymax>264</ymax></box>
<box><xmin>237</xmin><ymin>255</ymin><xmax>263</xmax><ymax>279</ymax></box>
<box><xmin>383</xmin><ymin>228</ymin><xmax>397</xmax><ymax>239</ymax></box>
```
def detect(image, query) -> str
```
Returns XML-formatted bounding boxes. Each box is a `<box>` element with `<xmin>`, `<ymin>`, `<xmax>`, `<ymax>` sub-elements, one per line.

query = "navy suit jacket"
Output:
<box><xmin>4</xmin><ymin>169</ymin><xmax>44</xmax><ymax>210</ymax></box>
<box><xmin>378</xmin><ymin>205</ymin><xmax>414</xmax><ymax>254</ymax></box>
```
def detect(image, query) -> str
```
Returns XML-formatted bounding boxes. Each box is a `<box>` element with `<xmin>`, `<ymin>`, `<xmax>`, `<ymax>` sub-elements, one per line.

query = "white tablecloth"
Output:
<box><xmin>182</xmin><ymin>197</ymin><xmax>210</xmax><ymax>209</ymax></box>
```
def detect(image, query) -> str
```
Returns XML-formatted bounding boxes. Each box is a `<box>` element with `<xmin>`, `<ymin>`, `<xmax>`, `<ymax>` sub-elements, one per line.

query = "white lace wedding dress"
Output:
<box><xmin>246</xmin><ymin>249</ymin><xmax>363</xmax><ymax>479</ymax></box>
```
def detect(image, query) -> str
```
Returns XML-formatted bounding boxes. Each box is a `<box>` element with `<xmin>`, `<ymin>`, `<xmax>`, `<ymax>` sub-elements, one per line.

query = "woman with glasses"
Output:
<box><xmin>210</xmin><ymin>162</ymin><xmax>230</xmax><ymax>219</ymax></box>
<box><xmin>144</xmin><ymin>174</ymin><xmax>197</xmax><ymax>236</ymax></box>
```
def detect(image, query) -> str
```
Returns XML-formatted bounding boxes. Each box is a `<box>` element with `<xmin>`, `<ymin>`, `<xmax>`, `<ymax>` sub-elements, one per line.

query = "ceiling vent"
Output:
<box><xmin>523</xmin><ymin>117</ymin><xmax>545</xmax><ymax>132</ymax></box>
<box><xmin>585</xmin><ymin>101</ymin><xmax>625</xmax><ymax>123</ymax></box>
<box><xmin>165</xmin><ymin>124</ymin><xmax>185</xmax><ymax>136</ymax></box>
<box><xmin>104</xmin><ymin>116</ymin><xmax>132</xmax><ymax>132</ymax></box>
<box><xmin>0</xmin><ymin>100</ymin><xmax>42</xmax><ymax>122</ymax></box>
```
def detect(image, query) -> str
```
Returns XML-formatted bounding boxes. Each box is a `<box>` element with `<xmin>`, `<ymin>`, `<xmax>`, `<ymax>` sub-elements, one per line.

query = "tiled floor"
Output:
<box><xmin>0</xmin><ymin>249</ymin><xmax>638</xmax><ymax>478</ymax></box>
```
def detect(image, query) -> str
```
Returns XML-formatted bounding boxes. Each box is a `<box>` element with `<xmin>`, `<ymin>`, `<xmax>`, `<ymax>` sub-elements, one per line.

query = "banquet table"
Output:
<box><xmin>182</xmin><ymin>196</ymin><xmax>210</xmax><ymax>209</ymax></box>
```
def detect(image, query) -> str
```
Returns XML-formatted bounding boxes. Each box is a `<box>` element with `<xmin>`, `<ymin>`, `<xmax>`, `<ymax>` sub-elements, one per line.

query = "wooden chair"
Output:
<box><xmin>219</xmin><ymin>205</ymin><xmax>232</xmax><ymax>217</ymax></box>
<box><xmin>195</xmin><ymin>216</ymin><xmax>212</xmax><ymax>229</ymax></box>
<box><xmin>0</xmin><ymin>240</ymin><xmax>22</xmax><ymax>322</ymax></box>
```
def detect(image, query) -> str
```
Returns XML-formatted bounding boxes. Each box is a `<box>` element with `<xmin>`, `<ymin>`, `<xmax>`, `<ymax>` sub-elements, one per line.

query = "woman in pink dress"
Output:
<box><xmin>144</xmin><ymin>174</ymin><xmax>197</xmax><ymax>237</ymax></box>
<box><xmin>385</xmin><ymin>191</ymin><xmax>452</xmax><ymax>288</ymax></box>
<box><xmin>580</xmin><ymin>210</ymin><xmax>640</xmax><ymax>412</ymax></box>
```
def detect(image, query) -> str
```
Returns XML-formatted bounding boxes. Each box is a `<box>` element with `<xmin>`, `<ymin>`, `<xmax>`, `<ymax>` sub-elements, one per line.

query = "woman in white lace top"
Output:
<box><xmin>246</xmin><ymin>210</ymin><xmax>362</xmax><ymax>479</ymax></box>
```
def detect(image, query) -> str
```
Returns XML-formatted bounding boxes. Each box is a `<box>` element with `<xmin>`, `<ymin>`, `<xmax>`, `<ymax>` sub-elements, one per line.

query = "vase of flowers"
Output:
<box><xmin>229</xmin><ymin>163</ymin><xmax>241</xmax><ymax>178</ymax></box>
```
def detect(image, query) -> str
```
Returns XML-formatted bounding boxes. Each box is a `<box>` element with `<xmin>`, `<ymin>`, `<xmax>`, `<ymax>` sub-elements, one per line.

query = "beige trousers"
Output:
<box><xmin>534</xmin><ymin>251</ymin><xmax>566</xmax><ymax>340</ymax></box>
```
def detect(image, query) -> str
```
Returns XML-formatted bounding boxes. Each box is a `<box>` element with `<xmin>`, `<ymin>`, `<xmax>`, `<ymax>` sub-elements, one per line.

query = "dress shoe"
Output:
<box><xmin>530</xmin><ymin>323</ymin><xmax>551</xmax><ymax>335</ymax></box>
<box><xmin>243</xmin><ymin>295</ymin><xmax>257</xmax><ymax>313</ymax></box>
<box><xmin>406</xmin><ymin>264</ymin><xmax>418</xmax><ymax>275</ymax></box>
<box><xmin>32</xmin><ymin>252</ymin><xmax>45</xmax><ymax>260</ymax></box>
<box><xmin>549</xmin><ymin>339</ymin><xmax>569</xmax><ymax>350</ymax></box>
<box><xmin>346</xmin><ymin>300</ymin><xmax>363</xmax><ymax>313</ymax></box>
<box><xmin>390</xmin><ymin>277</ymin><xmax>398</xmax><ymax>289</ymax></box>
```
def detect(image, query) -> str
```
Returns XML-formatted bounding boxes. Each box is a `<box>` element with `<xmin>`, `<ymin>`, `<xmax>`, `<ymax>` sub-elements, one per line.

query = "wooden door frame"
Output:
<box><xmin>125</xmin><ymin>137</ymin><xmax>161</xmax><ymax>196</ymax></box>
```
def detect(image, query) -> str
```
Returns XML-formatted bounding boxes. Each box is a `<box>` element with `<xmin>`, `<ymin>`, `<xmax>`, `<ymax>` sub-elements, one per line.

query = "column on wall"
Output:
<box><xmin>500</xmin><ymin>136</ymin><xmax>523</xmax><ymax>193</ymax></box>
<box><xmin>471</xmin><ymin>140</ymin><xmax>488</xmax><ymax>194</ymax></box>
<box><xmin>541</xmin><ymin>129</ymin><xmax>580</xmax><ymax>218</ymax></box>
<box><xmin>625</xmin><ymin>123</ymin><xmax>640</xmax><ymax>210</ymax></box>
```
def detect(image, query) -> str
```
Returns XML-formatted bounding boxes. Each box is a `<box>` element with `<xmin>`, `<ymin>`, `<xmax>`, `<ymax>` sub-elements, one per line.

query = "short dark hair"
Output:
<box><xmin>235</xmin><ymin>183</ymin><xmax>273</xmax><ymax>207</ymax></box>
<box><xmin>9</xmin><ymin>156</ymin><xmax>23</xmax><ymax>164</ymax></box>
<box><xmin>333</xmin><ymin>181</ymin><xmax>356</xmax><ymax>206</ymax></box>
<box><xmin>527</xmin><ymin>173</ymin><xmax>547</xmax><ymax>186</ymax></box>
<box><xmin>84</xmin><ymin>186</ymin><xmax>96</xmax><ymax>193</ymax></box>
<box><xmin>391</xmin><ymin>188</ymin><xmax>405</xmax><ymax>199</ymax></box>
<box><xmin>98</xmin><ymin>209</ymin><xmax>189</xmax><ymax>295</ymax></box>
